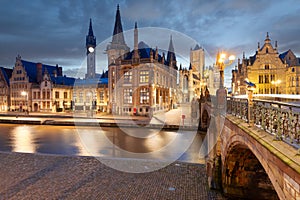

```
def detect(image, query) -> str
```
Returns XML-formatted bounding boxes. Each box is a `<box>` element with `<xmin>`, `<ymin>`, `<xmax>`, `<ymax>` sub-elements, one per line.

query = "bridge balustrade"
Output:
<box><xmin>227</xmin><ymin>97</ymin><xmax>300</xmax><ymax>152</ymax></box>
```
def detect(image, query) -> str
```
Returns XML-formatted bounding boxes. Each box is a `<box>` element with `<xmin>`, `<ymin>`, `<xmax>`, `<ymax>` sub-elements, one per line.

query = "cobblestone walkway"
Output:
<box><xmin>0</xmin><ymin>152</ymin><xmax>226</xmax><ymax>200</ymax></box>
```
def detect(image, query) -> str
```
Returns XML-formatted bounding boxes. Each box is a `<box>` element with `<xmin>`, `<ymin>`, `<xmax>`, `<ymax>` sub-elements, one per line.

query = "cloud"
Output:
<box><xmin>0</xmin><ymin>0</ymin><xmax>299</xmax><ymax>78</ymax></box>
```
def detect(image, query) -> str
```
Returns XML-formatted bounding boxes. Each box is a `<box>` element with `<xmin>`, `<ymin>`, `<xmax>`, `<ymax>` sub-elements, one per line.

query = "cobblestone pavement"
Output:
<box><xmin>0</xmin><ymin>152</ymin><xmax>226</xmax><ymax>200</ymax></box>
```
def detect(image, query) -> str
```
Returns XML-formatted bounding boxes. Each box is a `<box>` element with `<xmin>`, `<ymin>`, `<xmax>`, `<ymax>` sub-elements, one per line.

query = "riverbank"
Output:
<box><xmin>0</xmin><ymin>152</ymin><xmax>225</xmax><ymax>199</ymax></box>
<box><xmin>0</xmin><ymin>108</ymin><xmax>202</xmax><ymax>131</ymax></box>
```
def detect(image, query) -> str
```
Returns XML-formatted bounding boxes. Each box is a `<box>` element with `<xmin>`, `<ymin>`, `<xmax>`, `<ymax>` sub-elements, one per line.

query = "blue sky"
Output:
<box><xmin>0</xmin><ymin>0</ymin><xmax>300</xmax><ymax>87</ymax></box>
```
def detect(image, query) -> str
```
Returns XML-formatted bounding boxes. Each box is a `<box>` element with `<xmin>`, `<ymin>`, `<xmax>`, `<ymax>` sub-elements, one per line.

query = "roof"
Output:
<box><xmin>193</xmin><ymin>44</ymin><xmax>201</xmax><ymax>50</ymax></box>
<box><xmin>21</xmin><ymin>60</ymin><xmax>59</xmax><ymax>83</ymax></box>
<box><xmin>279</xmin><ymin>50</ymin><xmax>289</xmax><ymax>60</ymax></box>
<box><xmin>124</xmin><ymin>42</ymin><xmax>159</xmax><ymax>60</ymax></box>
<box><xmin>0</xmin><ymin>67</ymin><xmax>13</xmax><ymax>86</ymax></box>
<box><xmin>51</xmin><ymin>75</ymin><xmax>75</xmax><ymax>86</ymax></box>
<box><xmin>249</xmin><ymin>54</ymin><xmax>256</xmax><ymax>65</ymax></box>
<box><xmin>74</xmin><ymin>77</ymin><xmax>108</xmax><ymax>86</ymax></box>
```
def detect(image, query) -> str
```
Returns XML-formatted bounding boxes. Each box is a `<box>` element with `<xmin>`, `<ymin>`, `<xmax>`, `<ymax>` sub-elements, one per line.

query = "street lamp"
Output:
<box><xmin>217</xmin><ymin>52</ymin><xmax>235</xmax><ymax>88</ymax></box>
<box><xmin>216</xmin><ymin>52</ymin><xmax>235</xmax><ymax>109</ymax></box>
<box><xmin>271</xmin><ymin>80</ymin><xmax>281</xmax><ymax>94</ymax></box>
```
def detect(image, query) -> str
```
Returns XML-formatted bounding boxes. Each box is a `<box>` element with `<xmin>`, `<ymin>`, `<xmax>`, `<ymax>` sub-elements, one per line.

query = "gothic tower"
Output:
<box><xmin>166</xmin><ymin>35</ymin><xmax>177</xmax><ymax>69</ymax></box>
<box><xmin>86</xmin><ymin>18</ymin><xmax>96</xmax><ymax>79</ymax></box>
<box><xmin>106</xmin><ymin>4</ymin><xmax>130</xmax><ymax>66</ymax></box>
<box><xmin>190</xmin><ymin>44</ymin><xmax>205</xmax><ymax>77</ymax></box>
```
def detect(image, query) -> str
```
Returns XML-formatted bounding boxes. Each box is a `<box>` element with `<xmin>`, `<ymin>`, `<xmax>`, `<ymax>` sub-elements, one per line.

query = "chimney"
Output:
<box><xmin>58</xmin><ymin>67</ymin><xmax>62</xmax><ymax>76</ymax></box>
<box><xmin>36</xmin><ymin>63</ymin><xmax>42</xmax><ymax>83</ymax></box>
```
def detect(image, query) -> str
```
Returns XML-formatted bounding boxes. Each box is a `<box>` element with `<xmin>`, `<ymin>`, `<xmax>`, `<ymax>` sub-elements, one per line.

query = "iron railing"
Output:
<box><xmin>227</xmin><ymin>97</ymin><xmax>300</xmax><ymax>150</ymax></box>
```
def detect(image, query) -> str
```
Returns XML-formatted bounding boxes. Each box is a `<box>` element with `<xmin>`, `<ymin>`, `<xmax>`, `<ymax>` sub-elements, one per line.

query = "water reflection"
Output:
<box><xmin>0</xmin><ymin>124</ymin><xmax>203</xmax><ymax>163</ymax></box>
<box><xmin>12</xmin><ymin>126</ymin><xmax>36</xmax><ymax>153</ymax></box>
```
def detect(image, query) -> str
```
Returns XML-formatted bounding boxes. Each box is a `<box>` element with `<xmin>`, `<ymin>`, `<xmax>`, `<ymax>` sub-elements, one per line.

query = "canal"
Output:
<box><xmin>0</xmin><ymin>124</ymin><xmax>204</xmax><ymax>163</ymax></box>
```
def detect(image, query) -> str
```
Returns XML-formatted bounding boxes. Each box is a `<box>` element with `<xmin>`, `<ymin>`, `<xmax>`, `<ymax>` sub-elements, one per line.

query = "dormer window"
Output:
<box><xmin>45</xmin><ymin>81</ymin><xmax>47</xmax><ymax>87</ymax></box>
<box><xmin>266</xmin><ymin>48</ymin><xmax>268</xmax><ymax>53</ymax></box>
<box><xmin>265</xmin><ymin>64</ymin><xmax>270</xmax><ymax>69</ymax></box>
<box><xmin>292</xmin><ymin>68</ymin><xmax>295</xmax><ymax>72</ymax></box>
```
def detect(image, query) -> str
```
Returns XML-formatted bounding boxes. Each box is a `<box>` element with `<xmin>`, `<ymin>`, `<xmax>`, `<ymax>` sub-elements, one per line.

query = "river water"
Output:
<box><xmin>0</xmin><ymin>124</ymin><xmax>205</xmax><ymax>163</ymax></box>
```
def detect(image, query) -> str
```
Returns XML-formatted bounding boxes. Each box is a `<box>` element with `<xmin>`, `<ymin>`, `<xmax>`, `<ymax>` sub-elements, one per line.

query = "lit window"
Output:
<box><xmin>140</xmin><ymin>71</ymin><xmax>149</xmax><ymax>83</ymax></box>
<box><xmin>140</xmin><ymin>87</ymin><xmax>149</xmax><ymax>104</ymax></box>
<box><xmin>124</xmin><ymin>88</ymin><xmax>132</xmax><ymax>104</ymax></box>
<box><xmin>124</xmin><ymin>71</ymin><xmax>132</xmax><ymax>83</ymax></box>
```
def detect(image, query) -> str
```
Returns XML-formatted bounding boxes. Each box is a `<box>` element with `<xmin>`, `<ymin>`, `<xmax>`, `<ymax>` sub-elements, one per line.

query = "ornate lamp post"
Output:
<box><xmin>217</xmin><ymin>53</ymin><xmax>235</xmax><ymax>89</ymax></box>
<box><xmin>216</xmin><ymin>52</ymin><xmax>235</xmax><ymax>109</ymax></box>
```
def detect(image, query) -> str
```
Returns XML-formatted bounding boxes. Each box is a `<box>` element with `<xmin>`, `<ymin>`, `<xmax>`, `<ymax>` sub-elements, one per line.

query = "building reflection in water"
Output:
<box><xmin>12</xmin><ymin>125</ymin><xmax>36</xmax><ymax>153</ymax></box>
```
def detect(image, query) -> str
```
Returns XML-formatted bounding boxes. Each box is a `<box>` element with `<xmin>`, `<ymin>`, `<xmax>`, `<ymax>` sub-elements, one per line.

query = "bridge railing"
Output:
<box><xmin>227</xmin><ymin>97</ymin><xmax>300</xmax><ymax>150</ymax></box>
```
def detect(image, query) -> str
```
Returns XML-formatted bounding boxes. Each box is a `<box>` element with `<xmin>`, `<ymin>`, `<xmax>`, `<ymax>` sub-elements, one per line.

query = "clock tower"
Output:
<box><xmin>86</xmin><ymin>18</ymin><xmax>96</xmax><ymax>79</ymax></box>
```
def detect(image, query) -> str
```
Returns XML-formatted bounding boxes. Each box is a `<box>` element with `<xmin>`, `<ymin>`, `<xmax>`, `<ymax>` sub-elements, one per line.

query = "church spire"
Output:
<box><xmin>112</xmin><ymin>4</ymin><xmax>126</xmax><ymax>45</ymax></box>
<box><xmin>88</xmin><ymin>18</ymin><xmax>94</xmax><ymax>36</ymax></box>
<box><xmin>133</xmin><ymin>22</ymin><xmax>140</xmax><ymax>63</ymax></box>
<box><xmin>167</xmin><ymin>35</ymin><xmax>176</xmax><ymax>68</ymax></box>
<box><xmin>86</xmin><ymin>18</ymin><xmax>96</xmax><ymax>48</ymax></box>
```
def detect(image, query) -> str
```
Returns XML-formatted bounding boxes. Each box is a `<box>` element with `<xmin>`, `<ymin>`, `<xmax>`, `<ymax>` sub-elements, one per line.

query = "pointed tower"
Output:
<box><xmin>166</xmin><ymin>35</ymin><xmax>176</xmax><ymax>69</ymax></box>
<box><xmin>190</xmin><ymin>44</ymin><xmax>205</xmax><ymax>77</ymax></box>
<box><xmin>86</xmin><ymin>18</ymin><xmax>96</xmax><ymax>79</ymax></box>
<box><xmin>106</xmin><ymin>4</ymin><xmax>130</xmax><ymax>66</ymax></box>
<box><xmin>132</xmin><ymin>22</ymin><xmax>140</xmax><ymax>64</ymax></box>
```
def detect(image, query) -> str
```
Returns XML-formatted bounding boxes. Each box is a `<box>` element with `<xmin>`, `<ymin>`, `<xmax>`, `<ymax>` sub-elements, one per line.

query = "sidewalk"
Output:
<box><xmin>0</xmin><ymin>105</ymin><xmax>198</xmax><ymax>128</ymax></box>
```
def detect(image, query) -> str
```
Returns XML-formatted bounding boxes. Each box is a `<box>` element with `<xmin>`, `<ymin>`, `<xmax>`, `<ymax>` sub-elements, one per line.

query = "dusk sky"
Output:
<box><xmin>1</xmin><ymin>0</ymin><xmax>300</xmax><ymax>86</ymax></box>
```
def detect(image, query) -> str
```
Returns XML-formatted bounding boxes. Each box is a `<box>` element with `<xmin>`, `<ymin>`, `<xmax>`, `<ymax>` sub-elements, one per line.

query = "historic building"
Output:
<box><xmin>107</xmin><ymin>6</ymin><xmax>177</xmax><ymax>116</ymax></box>
<box><xmin>72</xmin><ymin>19</ymin><xmax>109</xmax><ymax>113</ymax></box>
<box><xmin>232</xmin><ymin>33</ymin><xmax>300</xmax><ymax>95</ymax></box>
<box><xmin>178</xmin><ymin>45</ymin><xmax>204</xmax><ymax>103</ymax></box>
<box><xmin>0</xmin><ymin>67</ymin><xmax>12</xmax><ymax>111</ymax></box>
<box><xmin>9</xmin><ymin>55</ymin><xmax>75</xmax><ymax>112</ymax></box>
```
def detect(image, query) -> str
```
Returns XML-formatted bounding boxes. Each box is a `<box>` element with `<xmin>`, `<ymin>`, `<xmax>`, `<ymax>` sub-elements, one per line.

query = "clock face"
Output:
<box><xmin>88</xmin><ymin>47</ymin><xmax>94</xmax><ymax>53</ymax></box>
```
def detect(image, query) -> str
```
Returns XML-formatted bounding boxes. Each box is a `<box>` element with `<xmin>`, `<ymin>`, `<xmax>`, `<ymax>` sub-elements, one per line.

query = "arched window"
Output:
<box><xmin>266</xmin><ymin>48</ymin><xmax>268</xmax><ymax>53</ymax></box>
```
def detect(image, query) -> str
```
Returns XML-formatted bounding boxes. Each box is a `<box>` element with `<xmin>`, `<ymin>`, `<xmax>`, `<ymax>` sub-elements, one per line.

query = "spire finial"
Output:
<box><xmin>135</xmin><ymin>21</ymin><xmax>137</xmax><ymax>29</ymax></box>
<box><xmin>117</xmin><ymin>4</ymin><xmax>119</xmax><ymax>10</ymax></box>
<box><xmin>266</xmin><ymin>32</ymin><xmax>269</xmax><ymax>39</ymax></box>
<box><xmin>88</xmin><ymin>18</ymin><xmax>94</xmax><ymax>36</ymax></box>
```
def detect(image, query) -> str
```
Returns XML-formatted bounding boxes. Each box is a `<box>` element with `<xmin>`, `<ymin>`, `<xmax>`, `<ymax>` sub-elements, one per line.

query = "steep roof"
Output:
<box><xmin>0</xmin><ymin>67</ymin><xmax>13</xmax><ymax>86</ymax></box>
<box><xmin>21</xmin><ymin>60</ymin><xmax>59</xmax><ymax>83</ymax></box>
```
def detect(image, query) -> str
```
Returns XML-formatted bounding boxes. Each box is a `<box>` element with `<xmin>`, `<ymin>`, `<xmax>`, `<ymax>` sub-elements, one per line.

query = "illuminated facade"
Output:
<box><xmin>232</xmin><ymin>33</ymin><xmax>300</xmax><ymax>95</ymax></box>
<box><xmin>107</xmin><ymin>6</ymin><xmax>177</xmax><ymax>115</ymax></box>
<box><xmin>9</xmin><ymin>55</ymin><xmax>75</xmax><ymax>112</ymax></box>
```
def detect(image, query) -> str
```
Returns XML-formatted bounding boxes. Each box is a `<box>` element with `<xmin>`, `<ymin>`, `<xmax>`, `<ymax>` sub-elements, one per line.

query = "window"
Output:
<box><xmin>259</xmin><ymin>75</ymin><xmax>263</xmax><ymax>83</ymax></box>
<box><xmin>265</xmin><ymin>64</ymin><xmax>269</xmax><ymax>70</ymax></box>
<box><xmin>264</xmin><ymin>75</ymin><xmax>269</xmax><ymax>84</ymax></box>
<box><xmin>42</xmin><ymin>89</ymin><xmax>46</xmax><ymax>99</ymax></box>
<box><xmin>270</xmin><ymin>74</ymin><xmax>275</xmax><ymax>82</ymax></box>
<box><xmin>124</xmin><ymin>71</ymin><xmax>132</xmax><ymax>83</ymax></box>
<box><xmin>79</xmin><ymin>92</ymin><xmax>83</xmax><ymax>103</ymax></box>
<box><xmin>140</xmin><ymin>87</ymin><xmax>149</xmax><ymax>104</ymax></box>
<box><xmin>55</xmin><ymin>91</ymin><xmax>59</xmax><ymax>99</ymax></box>
<box><xmin>47</xmin><ymin>90</ymin><xmax>50</xmax><ymax>99</ymax></box>
<box><xmin>124</xmin><ymin>88</ymin><xmax>132</xmax><ymax>104</ymax></box>
<box><xmin>64</xmin><ymin>92</ymin><xmax>68</xmax><ymax>99</ymax></box>
<box><xmin>99</xmin><ymin>91</ymin><xmax>104</xmax><ymax>103</ymax></box>
<box><xmin>45</xmin><ymin>81</ymin><xmax>47</xmax><ymax>87</ymax></box>
<box><xmin>140</xmin><ymin>71</ymin><xmax>149</xmax><ymax>83</ymax></box>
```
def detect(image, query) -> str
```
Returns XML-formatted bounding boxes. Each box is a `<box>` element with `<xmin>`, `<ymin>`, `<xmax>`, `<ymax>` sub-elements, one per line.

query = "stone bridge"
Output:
<box><xmin>203</xmin><ymin>97</ymin><xmax>300</xmax><ymax>200</ymax></box>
